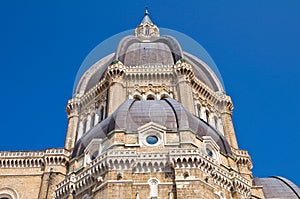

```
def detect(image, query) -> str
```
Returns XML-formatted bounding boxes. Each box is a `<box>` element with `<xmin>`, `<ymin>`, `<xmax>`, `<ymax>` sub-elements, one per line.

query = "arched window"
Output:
<box><xmin>133</xmin><ymin>94</ymin><xmax>142</xmax><ymax>100</ymax></box>
<box><xmin>135</xmin><ymin>192</ymin><xmax>140</xmax><ymax>199</ymax></box>
<box><xmin>203</xmin><ymin>136</ymin><xmax>220</xmax><ymax>162</ymax></box>
<box><xmin>160</xmin><ymin>93</ymin><xmax>170</xmax><ymax>99</ymax></box>
<box><xmin>91</xmin><ymin>150</ymin><xmax>98</xmax><ymax>161</ymax></box>
<box><xmin>148</xmin><ymin>178</ymin><xmax>159</xmax><ymax>198</ymax></box>
<box><xmin>90</xmin><ymin>113</ymin><xmax>95</xmax><ymax>128</ymax></box>
<box><xmin>214</xmin><ymin>116</ymin><xmax>218</xmax><ymax>129</ymax></box>
<box><xmin>145</xmin><ymin>28</ymin><xmax>150</xmax><ymax>35</ymax></box>
<box><xmin>95</xmin><ymin>106</ymin><xmax>104</xmax><ymax>123</ymax></box>
<box><xmin>197</xmin><ymin>104</ymin><xmax>201</xmax><ymax>118</ymax></box>
<box><xmin>206</xmin><ymin>148</ymin><xmax>213</xmax><ymax>157</ymax></box>
<box><xmin>99</xmin><ymin>106</ymin><xmax>104</xmax><ymax>121</ymax></box>
<box><xmin>82</xmin><ymin>119</ymin><xmax>87</xmax><ymax>134</ymax></box>
<box><xmin>0</xmin><ymin>187</ymin><xmax>18</xmax><ymax>199</ymax></box>
<box><xmin>146</xmin><ymin>94</ymin><xmax>155</xmax><ymax>100</ymax></box>
<box><xmin>205</xmin><ymin>110</ymin><xmax>210</xmax><ymax>123</ymax></box>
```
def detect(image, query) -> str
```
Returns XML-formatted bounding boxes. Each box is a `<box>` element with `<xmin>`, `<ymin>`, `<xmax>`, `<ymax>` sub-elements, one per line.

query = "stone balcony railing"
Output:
<box><xmin>55</xmin><ymin>148</ymin><xmax>252</xmax><ymax>199</ymax></box>
<box><xmin>234</xmin><ymin>149</ymin><xmax>250</xmax><ymax>157</ymax></box>
<box><xmin>0</xmin><ymin>148</ymin><xmax>70</xmax><ymax>168</ymax></box>
<box><xmin>45</xmin><ymin>148</ymin><xmax>70</xmax><ymax>156</ymax></box>
<box><xmin>0</xmin><ymin>151</ymin><xmax>45</xmax><ymax>158</ymax></box>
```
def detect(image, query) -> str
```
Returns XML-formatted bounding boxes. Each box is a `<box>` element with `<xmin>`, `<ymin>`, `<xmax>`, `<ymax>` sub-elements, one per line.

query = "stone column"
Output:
<box><xmin>176</xmin><ymin>77</ymin><xmax>195</xmax><ymax>115</ymax></box>
<box><xmin>221</xmin><ymin>112</ymin><xmax>238</xmax><ymax>149</ymax></box>
<box><xmin>64</xmin><ymin>111</ymin><xmax>79</xmax><ymax>151</ymax></box>
<box><xmin>107</xmin><ymin>82</ymin><xmax>126</xmax><ymax>116</ymax></box>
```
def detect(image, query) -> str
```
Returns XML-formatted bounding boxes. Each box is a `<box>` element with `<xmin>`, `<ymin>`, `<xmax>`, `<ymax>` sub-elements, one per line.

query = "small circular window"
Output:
<box><xmin>146</xmin><ymin>135</ymin><xmax>158</xmax><ymax>145</ymax></box>
<box><xmin>206</xmin><ymin>148</ymin><xmax>213</xmax><ymax>157</ymax></box>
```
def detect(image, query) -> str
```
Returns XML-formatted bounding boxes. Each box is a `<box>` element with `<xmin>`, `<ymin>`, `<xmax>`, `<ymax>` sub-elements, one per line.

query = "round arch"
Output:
<box><xmin>0</xmin><ymin>187</ymin><xmax>19</xmax><ymax>199</ymax></box>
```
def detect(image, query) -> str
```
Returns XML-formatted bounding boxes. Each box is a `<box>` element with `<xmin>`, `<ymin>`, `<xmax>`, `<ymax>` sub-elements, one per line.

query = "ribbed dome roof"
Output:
<box><xmin>72</xmin><ymin>98</ymin><xmax>232</xmax><ymax>158</ymax></box>
<box><xmin>73</xmin><ymin>12</ymin><xmax>224</xmax><ymax>96</ymax></box>
<box><xmin>253</xmin><ymin>176</ymin><xmax>300</xmax><ymax>198</ymax></box>
<box><xmin>74</xmin><ymin>33</ymin><xmax>224</xmax><ymax>95</ymax></box>
<box><xmin>115</xmin><ymin>35</ymin><xmax>183</xmax><ymax>65</ymax></box>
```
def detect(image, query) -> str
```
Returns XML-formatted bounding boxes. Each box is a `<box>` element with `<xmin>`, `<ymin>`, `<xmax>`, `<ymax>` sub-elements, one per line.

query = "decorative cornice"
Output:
<box><xmin>55</xmin><ymin>148</ymin><xmax>251</xmax><ymax>198</ymax></box>
<box><xmin>105</xmin><ymin>61</ymin><xmax>126</xmax><ymax>81</ymax></box>
<box><xmin>174</xmin><ymin>62</ymin><xmax>194</xmax><ymax>79</ymax></box>
<box><xmin>0</xmin><ymin>148</ymin><xmax>69</xmax><ymax>169</ymax></box>
<box><xmin>67</xmin><ymin>62</ymin><xmax>234</xmax><ymax>116</ymax></box>
<box><xmin>233</xmin><ymin>149</ymin><xmax>253</xmax><ymax>170</ymax></box>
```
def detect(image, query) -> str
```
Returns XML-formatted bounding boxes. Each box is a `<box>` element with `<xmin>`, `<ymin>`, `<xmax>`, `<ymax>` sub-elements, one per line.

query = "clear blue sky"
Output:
<box><xmin>0</xmin><ymin>1</ymin><xmax>299</xmax><ymax>185</ymax></box>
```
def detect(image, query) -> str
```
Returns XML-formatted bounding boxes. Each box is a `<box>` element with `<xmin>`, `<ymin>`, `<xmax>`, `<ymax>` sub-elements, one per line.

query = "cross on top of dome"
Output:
<box><xmin>134</xmin><ymin>8</ymin><xmax>160</xmax><ymax>39</ymax></box>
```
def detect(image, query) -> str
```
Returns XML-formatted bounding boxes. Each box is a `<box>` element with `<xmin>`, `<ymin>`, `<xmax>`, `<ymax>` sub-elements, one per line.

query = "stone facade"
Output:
<box><xmin>0</xmin><ymin>149</ymin><xmax>69</xmax><ymax>199</ymax></box>
<box><xmin>0</xmin><ymin>9</ymin><xmax>298</xmax><ymax>199</ymax></box>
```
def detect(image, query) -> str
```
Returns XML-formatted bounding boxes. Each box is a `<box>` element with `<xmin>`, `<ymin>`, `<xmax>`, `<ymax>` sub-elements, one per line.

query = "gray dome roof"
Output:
<box><xmin>116</xmin><ymin>35</ymin><xmax>183</xmax><ymax>65</ymax></box>
<box><xmin>74</xmin><ymin>34</ymin><xmax>224</xmax><ymax>95</ymax></box>
<box><xmin>72</xmin><ymin>98</ymin><xmax>232</xmax><ymax>158</ymax></box>
<box><xmin>253</xmin><ymin>176</ymin><xmax>300</xmax><ymax>198</ymax></box>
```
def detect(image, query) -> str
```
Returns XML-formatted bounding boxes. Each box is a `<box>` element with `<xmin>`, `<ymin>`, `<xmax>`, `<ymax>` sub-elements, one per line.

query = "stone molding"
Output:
<box><xmin>67</xmin><ymin>63</ymin><xmax>233</xmax><ymax>118</ymax></box>
<box><xmin>232</xmin><ymin>149</ymin><xmax>253</xmax><ymax>170</ymax></box>
<box><xmin>55</xmin><ymin>149</ymin><xmax>251</xmax><ymax>199</ymax></box>
<box><xmin>0</xmin><ymin>187</ymin><xmax>19</xmax><ymax>199</ymax></box>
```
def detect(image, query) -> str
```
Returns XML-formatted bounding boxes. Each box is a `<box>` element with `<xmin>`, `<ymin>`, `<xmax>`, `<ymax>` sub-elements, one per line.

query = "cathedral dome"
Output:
<box><xmin>73</xmin><ymin>12</ymin><xmax>224</xmax><ymax>96</ymax></box>
<box><xmin>72</xmin><ymin>98</ymin><xmax>232</xmax><ymax>158</ymax></box>
<box><xmin>253</xmin><ymin>176</ymin><xmax>300</xmax><ymax>198</ymax></box>
<box><xmin>115</xmin><ymin>35</ymin><xmax>181</xmax><ymax>66</ymax></box>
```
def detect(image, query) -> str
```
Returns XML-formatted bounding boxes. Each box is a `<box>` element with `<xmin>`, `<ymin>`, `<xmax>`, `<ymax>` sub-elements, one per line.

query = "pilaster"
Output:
<box><xmin>221</xmin><ymin>112</ymin><xmax>238</xmax><ymax>149</ymax></box>
<box><xmin>105</xmin><ymin>62</ymin><xmax>126</xmax><ymax>116</ymax></box>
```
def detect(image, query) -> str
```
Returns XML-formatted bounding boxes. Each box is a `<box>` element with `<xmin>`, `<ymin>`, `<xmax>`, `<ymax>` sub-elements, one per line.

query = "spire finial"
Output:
<box><xmin>145</xmin><ymin>6</ymin><xmax>149</xmax><ymax>15</ymax></box>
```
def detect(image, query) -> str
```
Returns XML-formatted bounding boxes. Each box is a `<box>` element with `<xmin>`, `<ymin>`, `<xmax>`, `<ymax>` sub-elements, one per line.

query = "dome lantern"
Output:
<box><xmin>134</xmin><ymin>8</ymin><xmax>160</xmax><ymax>39</ymax></box>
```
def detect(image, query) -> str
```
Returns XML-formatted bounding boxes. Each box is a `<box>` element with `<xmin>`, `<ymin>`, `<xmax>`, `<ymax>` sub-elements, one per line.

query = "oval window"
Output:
<box><xmin>146</xmin><ymin>135</ymin><xmax>158</xmax><ymax>145</ymax></box>
<box><xmin>206</xmin><ymin>148</ymin><xmax>213</xmax><ymax>157</ymax></box>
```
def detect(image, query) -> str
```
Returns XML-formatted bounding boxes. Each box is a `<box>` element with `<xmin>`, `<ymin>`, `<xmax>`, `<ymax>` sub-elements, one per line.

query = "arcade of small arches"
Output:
<box><xmin>130</xmin><ymin>90</ymin><xmax>172</xmax><ymax>101</ymax></box>
<box><xmin>195</xmin><ymin>101</ymin><xmax>224</xmax><ymax>135</ymax></box>
<box><xmin>76</xmin><ymin>89</ymin><xmax>174</xmax><ymax>140</ymax></box>
<box><xmin>76</xmin><ymin>102</ymin><xmax>107</xmax><ymax>141</ymax></box>
<box><xmin>76</xmin><ymin>89</ymin><xmax>225</xmax><ymax>141</ymax></box>
<box><xmin>0</xmin><ymin>149</ymin><xmax>69</xmax><ymax>169</ymax></box>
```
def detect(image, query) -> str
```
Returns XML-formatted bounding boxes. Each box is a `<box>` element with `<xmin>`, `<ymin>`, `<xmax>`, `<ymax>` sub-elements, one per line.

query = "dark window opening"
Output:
<box><xmin>147</xmin><ymin>95</ymin><xmax>155</xmax><ymax>100</ymax></box>
<box><xmin>91</xmin><ymin>151</ymin><xmax>98</xmax><ymax>161</ymax></box>
<box><xmin>206</xmin><ymin>148</ymin><xmax>213</xmax><ymax>157</ymax></box>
